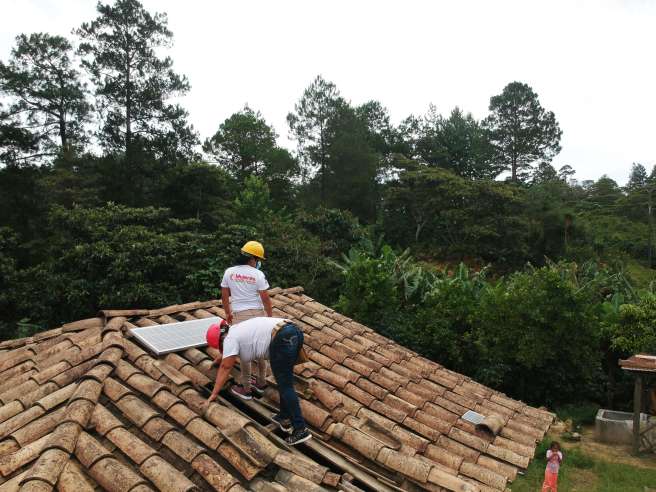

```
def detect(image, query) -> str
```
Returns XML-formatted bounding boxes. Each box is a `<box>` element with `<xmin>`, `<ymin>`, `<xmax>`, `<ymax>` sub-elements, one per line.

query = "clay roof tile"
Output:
<box><xmin>184</xmin><ymin>417</ymin><xmax>223</xmax><ymax>450</ymax></box>
<box><xmin>139</xmin><ymin>455</ymin><xmax>198</xmax><ymax>492</ymax></box>
<box><xmin>0</xmin><ymin>400</ymin><xmax>25</xmax><ymax>427</ymax></box>
<box><xmin>56</xmin><ymin>460</ymin><xmax>97</xmax><ymax>492</ymax></box>
<box><xmin>43</xmin><ymin>421</ymin><xmax>80</xmax><ymax>454</ymax></box>
<box><xmin>343</xmin><ymin>383</ymin><xmax>376</xmax><ymax>407</ymax></box>
<box><xmin>141</xmin><ymin>417</ymin><xmax>175</xmax><ymax>442</ymax></box>
<box><xmin>0</xmin><ymin>433</ymin><xmax>50</xmax><ymax>477</ymax></box>
<box><xmin>0</xmin><ymin>406</ymin><xmax>45</xmax><ymax>441</ymax></box>
<box><xmin>124</xmin><ymin>372</ymin><xmax>165</xmax><ymax>399</ymax></box>
<box><xmin>308</xmin><ymin>351</ymin><xmax>335</xmax><ymax>369</ymax></box>
<box><xmin>103</xmin><ymin>378</ymin><xmax>132</xmax><ymax>402</ymax></box>
<box><xmin>89</xmin><ymin>404</ymin><xmax>124</xmax><ymax>437</ymax></box>
<box><xmin>69</xmin><ymin>379</ymin><xmax>102</xmax><ymax>404</ymax></box>
<box><xmin>11</xmin><ymin>406</ymin><xmax>67</xmax><ymax>447</ymax></box>
<box><xmin>401</xmin><ymin>416</ymin><xmax>442</xmax><ymax>442</ymax></box>
<box><xmin>88</xmin><ymin>455</ymin><xmax>150</xmax><ymax>492</ymax></box>
<box><xmin>0</xmin><ymin>291</ymin><xmax>554</xmax><ymax>492</ymax></box>
<box><xmin>106</xmin><ymin>427</ymin><xmax>158</xmax><ymax>465</ymax></box>
<box><xmin>190</xmin><ymin>453</ymin><xmax>240</xmax><ymax>492</ymax></box>
<box><xmin>369</xmin><ymin>400</ymin><xmax>406</xmax><ymax>424</ymax></box>
<box><xmin>355</xmin><ymin>378</ymin><xmax>388</xmax><ymax>401</ymax></box>
<box><xmin>20</xmin><ymin>447</ymin><xmax>69</xmax><ymax>486</ymax></box>
<box><xmin>115</xmin><ymin>395</ymin><xmax>160</xmax><ymax>428</ymax></box>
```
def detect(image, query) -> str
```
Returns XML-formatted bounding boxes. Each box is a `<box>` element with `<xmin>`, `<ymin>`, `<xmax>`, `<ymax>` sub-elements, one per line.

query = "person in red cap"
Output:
<box><xmin>205</xmin><ymin>317</ymin><xmax>311</xmax><ymax>446</ymax></box>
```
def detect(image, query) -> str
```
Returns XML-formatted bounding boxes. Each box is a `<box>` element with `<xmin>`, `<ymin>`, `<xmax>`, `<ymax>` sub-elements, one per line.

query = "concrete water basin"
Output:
<box><xmin>595</xmin><ymin>409</ymin><xmax>652</xmax><ymax>444</ymax></box>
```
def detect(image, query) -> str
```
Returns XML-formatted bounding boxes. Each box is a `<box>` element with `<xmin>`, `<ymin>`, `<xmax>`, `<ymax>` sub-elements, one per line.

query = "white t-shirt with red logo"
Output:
<box><xmin>221</xmin><ymin>265</ymin><xmax>270</xmax><ymax>313</ymax></box>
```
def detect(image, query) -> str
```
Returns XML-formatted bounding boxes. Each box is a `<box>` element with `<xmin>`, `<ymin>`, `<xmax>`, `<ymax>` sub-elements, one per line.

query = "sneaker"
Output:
<box><xmin>230</xmin><ymin>384</ymin><xmax>253</xmax><ymax>400</ymax></box>
<box><xmin>271</xmin><ymin>414</ymin><xmax>293</xmax><ymax>433</ymax></box>
<box><xmin>285</xmin><ymin>427</ymin><xmax>312</xmax><ymax>446</ymax></box>
<box><xmin>251</xmin><ymin>382</ymin><xmax>267</xmax><ymax>397</ymax></box>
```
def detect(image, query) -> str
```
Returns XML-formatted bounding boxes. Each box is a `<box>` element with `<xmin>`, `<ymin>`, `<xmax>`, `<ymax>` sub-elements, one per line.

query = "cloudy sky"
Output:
<box><xmin>1</xmin><ymin>0</ymin><xmax>654</xmax><ymax>183</ymax></box>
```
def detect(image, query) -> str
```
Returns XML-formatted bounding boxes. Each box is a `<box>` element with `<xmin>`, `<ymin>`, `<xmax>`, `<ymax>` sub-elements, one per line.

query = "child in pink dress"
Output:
<box><xmin>542</xmin><ymin>441</ymin><xmax>563</xmax><ymax>492</ymax></box>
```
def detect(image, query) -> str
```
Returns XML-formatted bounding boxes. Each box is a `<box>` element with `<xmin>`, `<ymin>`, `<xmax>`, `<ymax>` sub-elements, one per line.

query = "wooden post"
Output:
<box><xmin>633</xmin><ymin>373</ymin><xmax>643</xmax><ymax>455</ymax></box>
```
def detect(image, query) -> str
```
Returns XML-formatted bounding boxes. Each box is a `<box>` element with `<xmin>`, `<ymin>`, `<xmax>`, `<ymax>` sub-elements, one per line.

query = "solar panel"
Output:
<box><xmin>462</xmin><ymin>410</ymin><xmax>485</xmax><ymax>425</ymax></box>
<box><xmin>129</xmin><ymin>316</ymin><xmax>222</xmax><ymax>355</ymax></box>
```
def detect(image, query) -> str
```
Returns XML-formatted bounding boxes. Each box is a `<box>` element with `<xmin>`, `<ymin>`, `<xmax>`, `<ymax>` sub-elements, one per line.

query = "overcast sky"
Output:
<box><xmin>1</xmin><ymin>0</ymin><xmax>654</xmax><ymax>184</ymax></box>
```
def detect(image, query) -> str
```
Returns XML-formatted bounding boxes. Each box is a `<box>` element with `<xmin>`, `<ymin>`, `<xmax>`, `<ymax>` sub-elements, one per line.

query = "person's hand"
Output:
<box><xmin>226</xmin><ymin>312</ymin><xmax>233</xmax><ymax>325</ymax></box>
<box><xmin>205</xmin><ymin>392</ymin><xmax>217</xmax><ymax>408</ymax></box>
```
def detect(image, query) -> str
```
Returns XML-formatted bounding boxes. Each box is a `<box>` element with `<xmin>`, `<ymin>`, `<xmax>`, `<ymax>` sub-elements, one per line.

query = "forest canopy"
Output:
<box><xmin>1</xmin><ymin>0</ymin><xmax>655</xmax><ymax>409</ymax></box>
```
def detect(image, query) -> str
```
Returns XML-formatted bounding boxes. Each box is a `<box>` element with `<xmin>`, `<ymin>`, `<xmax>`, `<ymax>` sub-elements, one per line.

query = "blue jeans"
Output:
<box><xmin>269</xmin><ymin>323</ymin><xmax>306</xmax><ymax>431</ymax></box>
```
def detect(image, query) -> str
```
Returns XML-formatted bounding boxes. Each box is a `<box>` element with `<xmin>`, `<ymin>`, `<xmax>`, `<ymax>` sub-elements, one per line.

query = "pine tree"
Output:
<box><xmin>76</xmin><ymin>0</ymin><xmax>196</xmax><ymax>161</ymax></box>
<box><xmin>0</xmin><ymin>33</ymin><xmax>89</xmax><ymax>161</ymax></box>
<box><xmin>484</xmin><ymin>82</ymin><xmax>562</xmax><ymax>182</ymax></box>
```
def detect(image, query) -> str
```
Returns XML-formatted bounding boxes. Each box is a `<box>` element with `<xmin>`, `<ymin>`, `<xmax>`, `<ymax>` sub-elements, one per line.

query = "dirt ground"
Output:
<box><xmin>553</xmin><ymin>425</ymin><xmax>656</xmax><ymax>470</ymax></box>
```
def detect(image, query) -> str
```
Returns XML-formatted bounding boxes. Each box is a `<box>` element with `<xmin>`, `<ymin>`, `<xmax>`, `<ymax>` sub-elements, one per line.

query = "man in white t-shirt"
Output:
<box><xmin>221</xmin><ymin>241</ymin><xmax>273</xmax><ymax>400</ymax></box>
<box><xmin>205</xmin><ymin>317</ymin><xmax>312</xmax><ymax>446</ymax></box>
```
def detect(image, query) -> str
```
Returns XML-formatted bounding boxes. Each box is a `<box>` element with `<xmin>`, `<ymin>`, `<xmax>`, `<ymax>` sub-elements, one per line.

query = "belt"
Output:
<box><xmin>270</xmin><ymin>320</ymin><xmax>308</xmax><ymax>365</ymax></box>
<box><xmin>271</xmin><ymin>320</ymin><xmax>290</xmax><ymax>340</ymax></box>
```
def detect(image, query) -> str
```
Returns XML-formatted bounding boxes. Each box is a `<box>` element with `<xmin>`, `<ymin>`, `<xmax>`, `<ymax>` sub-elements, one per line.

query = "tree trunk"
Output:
<box><xmin>415</xmin><ymin>220</ymin><xmax>425</xmax><ymax>242</ymax></box>
<box><xmin>125</xmin><ymin>64</ymin><xmax>132</xmax><ymax>162</ymax></box>
<box><xmin>319</xmin><ymin>126</ymin><xmax>326</xmax><ymax>207</ymax></box>
<box><xmin>648</xmin><ymin>187</ymin><xmax>654</xmax><ymax>268</ymax></box>
<box><xmin>59</xmin><ymin>114</ymin><xmax>67</xmax><ymax>152</ymax></box>
<box><xmin>511</xmin><ymin>155</ymin><xmax>517</xmax><ymax>182</ymax></box>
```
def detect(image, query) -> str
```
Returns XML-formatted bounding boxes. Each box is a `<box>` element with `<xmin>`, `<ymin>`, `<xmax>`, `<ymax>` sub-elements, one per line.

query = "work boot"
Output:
<box><xmin>285</xmin><ymin>427</ymin><xmax>312</xmax><ymax>445</ymax></box>
<box><xmin>230</xmin><ymin>384</ymin><xmax>253</xmax><ymax>400</ymax></box>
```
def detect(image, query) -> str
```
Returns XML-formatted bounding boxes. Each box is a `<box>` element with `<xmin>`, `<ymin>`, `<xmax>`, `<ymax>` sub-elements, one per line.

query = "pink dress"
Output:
<box><xmin>541</xmin><ymin>449</ymin><xmax>562</xmax><ymax>492</ymax></box>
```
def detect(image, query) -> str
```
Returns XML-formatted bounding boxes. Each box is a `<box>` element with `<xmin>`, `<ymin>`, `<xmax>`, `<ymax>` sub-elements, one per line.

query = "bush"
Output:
<box><xmin>555</xmin><ymin>402</ymin><xmax>601</xmax><ymax>427</ymax></box>
<box><xmin>474</xmin><ymin>266</ymin><xmax>604</xmax><ymax>405</ymax></box>
<box><xmin>333</xmin><ymin>244</ymin><xmax>617</xmax><ymax>407</ymax></box>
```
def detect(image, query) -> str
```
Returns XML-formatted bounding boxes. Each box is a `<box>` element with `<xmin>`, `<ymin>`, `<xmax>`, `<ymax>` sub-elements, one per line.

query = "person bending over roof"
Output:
<box><xmin>221</xmin><ymin>240</ymin><xmax>273</xmax><ymax>401</ymax></box>
<box><xmin>205</xmin><ymin>317</ymin><xmax>312</xmax><ymax>446</ymax></box>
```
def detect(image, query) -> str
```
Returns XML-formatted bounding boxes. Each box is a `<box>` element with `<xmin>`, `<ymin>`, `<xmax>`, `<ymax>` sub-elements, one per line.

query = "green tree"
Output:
<box><xmin>411</xmin><ymin>106</ymin><xmax>498</xmax><ymax>179</ymax></box>
<box><xmin>0</xmin><ymin>227</ymin><xmax>19</xmax><ymax>338</ymax></box>
<box><xmin>626</xmin><ymin>163</ymin><xmax>648</xmax><ymax>192</ymax></box>
<box><xmin>0</xmin><ymin>163</ymin><xmax>50</xmax><ymax>259</ymax></box>
<box><xmin>484</xmin><ymin>82</ymin><xmax>562</xmax><ymax>182</ymax></box>
<box><xmin>557</xmin><ymin>164</ymin><xmax>575</xmax><ymax>182</ymax></box>
<box><xmin>322</xmin><ymin>103</ymin><xmax>380</xmax><ymax>221</ymax></box>
<box><xmin>0</xmin><ymin>33</ymin><xmax>90</xmax><ymax>160</ymax></box>
<box><xmin>0</xmin><ymin>104</ymin><xmax>38</xmax><ymax>164</ymax></box>
<box><xmin>203</xmin><ymin>106</ymin><xmax>299</xmax><ymax>204</ymax></box>
<box><xmin>16</xmin><ymin>204</ymin><xmax>215</xmax><ymax>325</ymax></box>
<box><xmin>384</xmin><ymin>164</ymin><xmax>465</xmax><ymax>244</ymax></box>
<box><xmin>586</xmin><ymin>175</ymin><xmax>623</xmax><ymax>210</ymax></box>
<box><xmin>203</xmin><ymin>106</ymin><xmax>277</xmax><ymax>180</ymax></box>
<box><xmin>531</xmin><ymin>162</ymin><xmax>559</xmax><ymax>184</ymax></box>
<box><xmin>158</xmin><ymin>161</ymin><xmax>234</xmax><ymax>229</ymax></box>
<box><xmin>233</xmin><ymin>175</ymin><xmax>273</xmax><ymax>228</ymax></box>
<box><xmin>76</xmin><ymin>0</ymin><xmax>197</xmax><ymax>161</ymax></box>
<box><xmin>287</xmin><ymin>75</ymin><xmax>344</xmax><ymax>204</ymax></box>
<box><xmin>475</xmin><ymin>266</ymin><xmax>603</xmax><ymax>405</ymax></box>
<box><xmin>612</xmin><ymin>293</ymin><xmax>656</xmax><ymax>354</ymax></box>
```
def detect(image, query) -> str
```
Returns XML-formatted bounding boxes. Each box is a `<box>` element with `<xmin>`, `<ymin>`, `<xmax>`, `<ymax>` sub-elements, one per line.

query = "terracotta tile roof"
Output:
<box><xmin>0</xmin><ymin>287</ymin><xmax>554</xmax><ymax>492</ymax></box>
<box><xmin>619</xmin><ymin>353</ymin><xmax>656</xmax><ymax>373</ymax></box>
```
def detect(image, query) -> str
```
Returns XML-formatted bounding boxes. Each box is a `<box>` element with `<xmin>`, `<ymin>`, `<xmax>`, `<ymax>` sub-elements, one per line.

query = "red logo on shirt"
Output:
<box><xmin>231</xmin><ymin>273</ymin><xmax>257</xmax><ymax>284</ymax></box>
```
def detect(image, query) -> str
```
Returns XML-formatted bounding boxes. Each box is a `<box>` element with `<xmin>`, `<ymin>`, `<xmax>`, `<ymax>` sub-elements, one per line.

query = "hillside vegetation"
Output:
<box><xmin>2</xmin><ymin>0</ymin><xmax>656</xmax><ymax>410</ymax></box>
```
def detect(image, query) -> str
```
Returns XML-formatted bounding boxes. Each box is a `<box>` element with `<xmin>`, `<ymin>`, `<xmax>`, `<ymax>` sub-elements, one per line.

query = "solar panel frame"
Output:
<box><xmin>129</xmin><ymin>316</ymin><xmax>221</xmax><ymax>355</ymax></box>
<box><xmin>462</xmin><ymin>410</ymin><xmax>485</xmax><ymax>425</ymax></box>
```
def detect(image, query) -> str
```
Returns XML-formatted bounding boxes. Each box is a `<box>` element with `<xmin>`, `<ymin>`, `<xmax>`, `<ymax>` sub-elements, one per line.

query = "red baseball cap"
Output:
<box><xmin>206</xmin><ymin>320</ymin><xmax>229</xmax><ymax>350</ymax></box>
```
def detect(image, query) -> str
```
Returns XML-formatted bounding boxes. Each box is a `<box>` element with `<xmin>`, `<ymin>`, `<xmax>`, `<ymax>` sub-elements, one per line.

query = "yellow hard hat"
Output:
<box><xmin>241</xmin><ymin>241</ymin><xmax>265</xmax><ymax>260</ymax></box>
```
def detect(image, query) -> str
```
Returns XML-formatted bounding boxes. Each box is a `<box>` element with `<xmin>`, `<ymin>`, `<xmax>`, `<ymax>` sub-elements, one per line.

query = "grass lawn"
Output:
<box><xmin>511</xmin><ymin>439</ymin><xmax>656</xmax><ymax>492</ymax></box>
